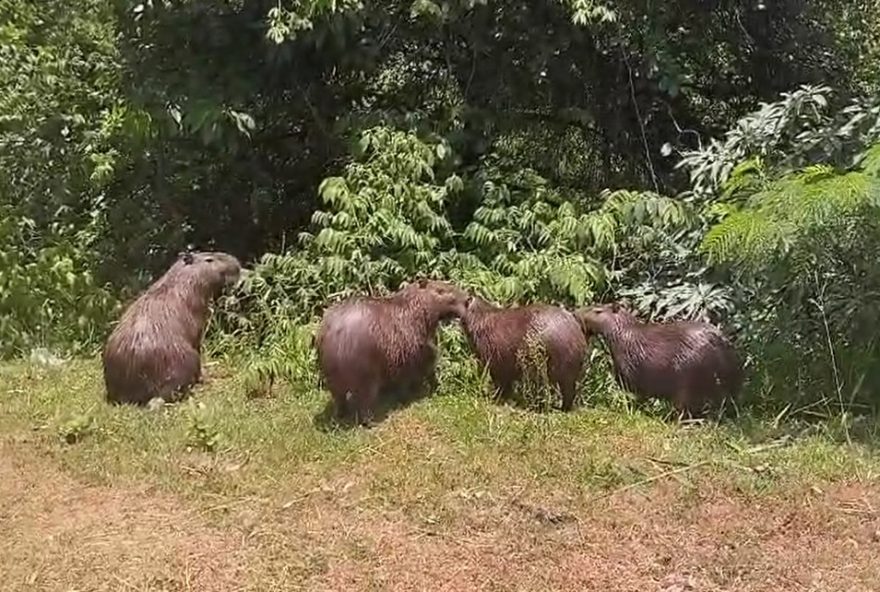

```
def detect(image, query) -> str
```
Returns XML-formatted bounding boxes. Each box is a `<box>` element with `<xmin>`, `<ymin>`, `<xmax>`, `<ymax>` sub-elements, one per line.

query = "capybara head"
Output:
<box><xmin>176</xmin><ymin>250</ymin><xmax>242</xmax><ymax>294</ymax></box>
<box><xmin>400</xmin><ymin>278</ymin><xmax>471</xmax><ymax>320</ymax></box>
<box><xmin>575</xmin><ymin>302</ymin><xmax>638</xmax><ymax>336</ymax></box>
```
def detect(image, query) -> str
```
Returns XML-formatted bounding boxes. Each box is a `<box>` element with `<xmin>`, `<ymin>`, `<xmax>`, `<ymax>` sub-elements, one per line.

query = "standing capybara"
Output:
<box><xmin>460</xmin><ymin>296</ymin><xmax>588</xmax><ymax>411</ymax></box>
<box><xmin>315</xmin><ymin>279</ymin><xmax>470</xmax><ymax>425</ymax></box>
<box><xmin>574</xmin><ymin>302</ymin><xmax>743</xmax><ymax>417</ymax></box>
<box><xmin>102</xmin><ymin>251</ymin><xmax>242</xmax><ymax>406</ymax></box>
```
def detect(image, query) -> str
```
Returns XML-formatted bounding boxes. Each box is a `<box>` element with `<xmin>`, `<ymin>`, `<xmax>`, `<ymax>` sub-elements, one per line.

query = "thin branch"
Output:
<box><xmin>621</xmin><ymin>48</ymin><xmax>660</xmax><ymax>193</ymax></box>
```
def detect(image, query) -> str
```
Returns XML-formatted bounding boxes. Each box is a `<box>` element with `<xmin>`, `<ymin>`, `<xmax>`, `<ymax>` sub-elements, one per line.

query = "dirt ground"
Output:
<box><xmin>2</xmin><ymin>442</ymin><xmax>879</xmax><ymax>592</ymax></box>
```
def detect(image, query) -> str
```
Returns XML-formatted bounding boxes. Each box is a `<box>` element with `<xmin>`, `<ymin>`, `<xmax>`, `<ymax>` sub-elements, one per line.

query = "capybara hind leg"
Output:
<box><xmin>489</xmin><ymin>368</ymin><xmax>514</xmax><ymax>402</ymax></box>
<box><xmin>672</xmin><ymin>389</ymin><xmax>703</xmax><ymax>421</ymax></box>
<box><xmin>332</xmin><ymin>390</ymin><xmax>349</xmax><ymax>420</ymax></box>
<box><xmin>425</xmin><ymin>367</ymin><xmax>439</xmax><ymax>393</ymax></box>
<box><xmin>558</xmin><ymin>377</ymin><xmax>578</xmax><ymax>412</ymax></box>
<box><xmin>353</xmin><ymin>385</ymin><xmax>378</xmax><ymax>427</ymax></box>
<box><xmin>162</xmin><ymin>349</ymin><xmax>201</xmax><ymax>403</ymax></box>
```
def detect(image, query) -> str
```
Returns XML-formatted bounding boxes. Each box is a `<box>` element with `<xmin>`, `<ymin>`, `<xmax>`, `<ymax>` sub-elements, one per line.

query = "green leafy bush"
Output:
<box><xmin>690</xmin><ymin>105</ymin><xmax>880</xmax><ymax>411</ymax></box>
<box><xmin>0</xmin><ymin>206</ymin><xmax>119</xmax><ymax>357</ymax></box>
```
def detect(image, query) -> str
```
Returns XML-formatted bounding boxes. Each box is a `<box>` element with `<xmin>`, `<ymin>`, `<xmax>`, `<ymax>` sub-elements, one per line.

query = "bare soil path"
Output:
<box><xmin>3</xmin><ymin>442</ymin><xmax>879</xmax><ymax>592</ymax></box>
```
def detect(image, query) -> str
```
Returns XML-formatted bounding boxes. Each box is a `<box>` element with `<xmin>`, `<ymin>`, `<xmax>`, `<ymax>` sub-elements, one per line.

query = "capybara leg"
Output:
<box><xmin>162</xmin><ymin>349</ymin><xmax>201</xmax><ymax>403</ymax></box>
<box><xmin>672</xmin><ymin>389</ymin><xmax>701</xmax><ymax>421</ymax></box>
<box><xmin>559</xmin><ymin>377</ymin><xmax>578</xmax><ymax>412</ymax></box>
<box><xmin>353</xmin><ymin>385</ymin><xmax>378</xmax><ymax>427</ymax></box>
<box><xmin>413</xmin><ymin>343</ymin><xmax>439</xmax><ymax>396</ymax></box>
<box><xmin>425</xmin><ymin>366</ymin><xmax>439</xmax><ymax>393</ymax></box>
<box><xmin>489</xmin><ymin>368</ymin><xmax>514</xmax><ymax>401</ymax></box>
<box><xmin>332</xmin><ymin>390</ymin><xmax>349</xmax><ymax>420</ymax></box>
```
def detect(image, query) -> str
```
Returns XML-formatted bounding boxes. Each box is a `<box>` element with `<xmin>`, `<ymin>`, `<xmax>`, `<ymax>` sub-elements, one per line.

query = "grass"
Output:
<box><xmin>2</xmin><ymin>353</ymin><xmax>879</xmax><ymax>506</ymax></box>
<box><xmin>3</xmin><ymin>352</ymin><xmax>880</xmax><ymax>590</ymax></box>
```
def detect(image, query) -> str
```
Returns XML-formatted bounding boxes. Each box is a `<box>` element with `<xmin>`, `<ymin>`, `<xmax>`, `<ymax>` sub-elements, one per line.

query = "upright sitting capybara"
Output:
<box><xmin>102</xmin><ymin>251</ymin><xmax>242</xmax><ymax>406</ymax></box>
<box><xmin>460</xmin><ymin>296</ymin><xmax>588</xmax><ymax>411</ymax></box>
<box><xmin>315</xmin><ymin>279</ymin><xmax>469</xmax><ymax>425</ymax></box>
<box><xmin>575</xmin><ymin>302</ymin><xmax>743</xmax><ymax>417</ymax></box>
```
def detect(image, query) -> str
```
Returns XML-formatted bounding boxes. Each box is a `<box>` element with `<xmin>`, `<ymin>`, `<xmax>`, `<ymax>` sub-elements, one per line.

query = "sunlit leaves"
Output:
<box><xmin>679</xmin><ymin>85</ymin><xmax>880</xmax><ymax>199</ymax></box>
<box><xmin>300</xmin><ymin>126</ymin><xmax>456</xmax><ymax>293</ymax></box>
<box><xmin>563</xmin><ymin>0</ymin><xmax>617</xmax><ymax>26</ymax></box>
<box><xmin>701</xmin><ymin>161</ymin><xmax>880</xmax><ymax>272</ymax></box>
<box><xmin>266</xmin><ymin>1</ymin><xmax>363</xmax><ymax>44</ymax></box>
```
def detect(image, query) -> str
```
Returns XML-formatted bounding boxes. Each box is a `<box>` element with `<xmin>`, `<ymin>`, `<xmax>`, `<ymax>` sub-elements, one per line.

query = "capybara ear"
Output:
<box><xmin>417</xmin><ymin>277</ymin><xmax>429</xmax><ymax>289</ymax></box>
<box><xmin>180</xmin><ymin>251</ymin><xmax>194</xmax><ymax>265</ymax></box>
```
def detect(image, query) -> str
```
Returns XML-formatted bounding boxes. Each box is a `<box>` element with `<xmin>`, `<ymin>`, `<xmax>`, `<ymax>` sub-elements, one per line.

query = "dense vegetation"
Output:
<box><xmin>3</xmin><ymin>0</ymin><xmax>880</xmax><ymax>417</ymax></box>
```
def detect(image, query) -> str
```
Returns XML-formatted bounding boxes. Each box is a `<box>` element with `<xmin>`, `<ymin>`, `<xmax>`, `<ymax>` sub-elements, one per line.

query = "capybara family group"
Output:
<box><xmin>101</xmin><ymin>251</ymin><xmax>743</xmax><ymax>425</ymax></box>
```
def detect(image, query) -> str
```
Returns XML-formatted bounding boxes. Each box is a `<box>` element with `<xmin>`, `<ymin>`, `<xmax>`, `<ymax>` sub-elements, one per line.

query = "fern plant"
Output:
<box><xmin>702</xmin><ymin>164</ymin><xmax>880</xmax><ymax>273</ymax></box>
<box><xmin>698</xmin><ymin>141</ymin><xmax>880</xmax><ymax>409</ymax></box>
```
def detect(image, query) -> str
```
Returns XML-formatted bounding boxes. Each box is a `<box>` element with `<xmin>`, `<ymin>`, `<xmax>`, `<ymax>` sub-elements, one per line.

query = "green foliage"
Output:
<box><xmin>687</xmin><ymin>90</ymin><xmax>880</xmax><ymax>410</ymax></box>
<box><xmin>4</xmin><ymin>0</ymin><xmax>880</xmax><ymax>424</ymax></box>
<box><xmin>301</xmin><ymin>127</ymin><xmax>456</xmax><ymax>290</ymax></box>
<box><xmin>514</xmin><ymin>335</ymin><xmax>558</xmax><ymax>413</ymax></box>
<box><xmin>456</xmin><ymin>161</ymin><xmax>698</xmax><ymax>307</ymax></box>
<box><xmin>184</xmin><ymin>400</ymin><xmax>225</xmax><ymax>453</ymax></box>
<box><xmin>679</xmin><ymin>85</ymin><xmax>880</xmax><ymax>199</ymax></box>
<box><xmin>0</xmin><ymin>206</ymin><xmax>119</xmax><ymax>357</ymax></box>
<box><xmin>0</xmin><ymin>0</ymin><xmax>129</xmax><ymax>210</ymax></box>
<box><xmin>239</xmin><ymin>322</ymin><xmax>319</xmax><ymax>399</ymax></box>
<box><xmin>458</xmin><ymin>167</ymin><xmax>607</xmax><ymax>304</ymax></box>
<box><xmin>56</xmin><ymin>410</ymin><xmax>96</xmax><ymax>445</ymax></box>
<box><xmin>702</xmin><ymin>164</ymin><xmax>880</xmax><ymax>272</ymax></box>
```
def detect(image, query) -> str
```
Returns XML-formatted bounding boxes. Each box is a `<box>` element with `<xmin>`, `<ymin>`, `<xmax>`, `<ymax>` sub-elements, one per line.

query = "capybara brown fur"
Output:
<box><xmin>461</xmin><ymin>296</ymin><xmax>588</xmax><ymax>411</ymax></box>
<box><xmin>102</xmin><ymin>251</ymin><xmax>242</xmax><ymax>406</ymax></box>
<box><xmin>575</xmin><ymin>302</ymin><xmax>743</xmax><ymax>417</ymax></box>
<box><xmin>315</xmin><ymin>279</ymin><xmax>469</xmax><ymax>425</ymax></box>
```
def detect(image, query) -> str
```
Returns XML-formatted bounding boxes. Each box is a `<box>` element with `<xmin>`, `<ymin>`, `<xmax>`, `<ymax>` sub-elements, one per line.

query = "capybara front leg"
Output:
<box><xmin>353</xmin><ymin>385</ymin><xmax>378</xmax><ymax>427</ymax></box>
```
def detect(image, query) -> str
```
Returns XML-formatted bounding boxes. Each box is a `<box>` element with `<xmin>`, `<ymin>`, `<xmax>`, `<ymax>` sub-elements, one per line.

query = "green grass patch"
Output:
<box><xmin>2</xmin><ymin>356</ymin><xmax>879</xmax><ymax>518</ymax></box>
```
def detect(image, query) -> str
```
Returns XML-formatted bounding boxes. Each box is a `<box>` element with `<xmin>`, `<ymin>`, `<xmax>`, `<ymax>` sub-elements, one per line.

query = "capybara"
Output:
<box><xmin>102</xmin><ymin>251</ymin><xmax>242</xmax><ymax>405</ymax></box>
<box><xmin>575</xmin><ymin>302</ymin><xmax>743</xmax><ymax>417</ymax></box>
<box><xmin>460</xmin><ymin>296</ymin><xmax>588</xmax><ymax>411</ymax></box>
<box><xmin>315</xmin><ymin>279</ymin><xmax>469</xmax><ymax>425</ymax></box>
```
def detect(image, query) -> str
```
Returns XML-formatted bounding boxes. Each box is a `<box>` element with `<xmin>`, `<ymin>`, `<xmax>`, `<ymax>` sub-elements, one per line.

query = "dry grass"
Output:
<box><xmin>2</xmin><ymin>358</ymin><xmax>880</xmax><ymax>590</ymax></box>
